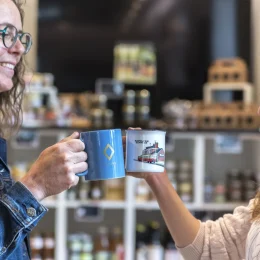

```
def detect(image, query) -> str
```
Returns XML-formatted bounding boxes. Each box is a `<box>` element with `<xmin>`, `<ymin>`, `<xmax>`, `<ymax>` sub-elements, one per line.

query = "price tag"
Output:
<box><xmin>11</xmin><ymin>130</ymin><xmax>40</xmax><ymax>149</ymax></box>
<box><xmin>215</xmin><ymin>134</ymin><xmax>243</xmax><ymax>154</ymax></box>
<box><xmin>74</xmin><ymin>206</ymin><xmax>104</xmax><ymax>222</ymax></box>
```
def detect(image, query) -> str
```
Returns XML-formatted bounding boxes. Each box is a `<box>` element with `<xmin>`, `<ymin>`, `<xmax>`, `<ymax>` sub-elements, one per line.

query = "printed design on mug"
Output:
<box><xmin>103</xmin><ymin>144</ymin><xmax>115</xmax><ymax>160</ymax></box>
<box><xmin>137</xmin><ymin>141</ymin><xmax>165</xmax><ymax>166</ymax></box>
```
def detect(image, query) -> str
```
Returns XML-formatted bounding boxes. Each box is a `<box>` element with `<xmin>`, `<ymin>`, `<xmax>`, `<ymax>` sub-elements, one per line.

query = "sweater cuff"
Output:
<box><xmin>177</xmin><ymin>221</ymin><xmax>204</xmax><ymax>260</ymax></box>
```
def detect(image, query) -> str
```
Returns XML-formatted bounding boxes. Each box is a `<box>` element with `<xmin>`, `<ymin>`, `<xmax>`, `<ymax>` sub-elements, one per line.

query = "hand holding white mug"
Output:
<box><xmin>124</xmin><ymin>127</ymin><xmax>167</xmax><ymax>180</ymax></box>
<box><xmin>20</xmin><ymin>132</ymin><xmax>88</xmax><ymax>201</ymax></box>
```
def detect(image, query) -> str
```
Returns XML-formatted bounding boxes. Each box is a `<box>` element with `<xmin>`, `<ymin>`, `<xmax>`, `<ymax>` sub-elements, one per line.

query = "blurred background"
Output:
<box><xmin>8</xmin><ymin>0</ymin><xmax>260</xmax><ymax>260</ymax></box>
<box><xmin>36</xmin><ymin>0</ymin><xmax>250</xmax><ymax>114</ymax></box>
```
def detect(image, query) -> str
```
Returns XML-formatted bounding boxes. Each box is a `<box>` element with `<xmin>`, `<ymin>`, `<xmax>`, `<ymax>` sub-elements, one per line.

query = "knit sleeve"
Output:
<box><xmin>177</xmin><ymin>200</ymin><xmax>254</xmax><ymax>260</ymax></box>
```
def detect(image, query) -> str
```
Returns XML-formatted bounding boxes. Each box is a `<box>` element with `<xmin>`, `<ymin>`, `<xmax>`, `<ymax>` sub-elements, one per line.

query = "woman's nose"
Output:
<box><xmin>8</xmin><ymin>38</ymin><xmax>25</xmax><ymax>56</ymax></box>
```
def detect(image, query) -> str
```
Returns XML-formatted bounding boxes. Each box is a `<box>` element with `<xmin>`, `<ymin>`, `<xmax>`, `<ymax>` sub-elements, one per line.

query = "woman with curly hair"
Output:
<box><xmin>0</xmin><ymin>0</ymin><xmax>88</xmax><ymax>258</ymax></box>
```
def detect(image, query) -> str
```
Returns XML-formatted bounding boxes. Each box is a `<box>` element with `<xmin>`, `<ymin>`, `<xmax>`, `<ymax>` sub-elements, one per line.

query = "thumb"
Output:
<box><xmin>59</xmin><ymin>132</ymin><xmax>80</xmax><ymax>143</ymax></box>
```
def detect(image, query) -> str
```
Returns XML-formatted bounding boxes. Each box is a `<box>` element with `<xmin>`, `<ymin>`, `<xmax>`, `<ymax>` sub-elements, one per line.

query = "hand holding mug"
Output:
<box><xmin>20</xmin><ymin>132</ymin><xmax>88</xmax><ymax>201</ymax></box>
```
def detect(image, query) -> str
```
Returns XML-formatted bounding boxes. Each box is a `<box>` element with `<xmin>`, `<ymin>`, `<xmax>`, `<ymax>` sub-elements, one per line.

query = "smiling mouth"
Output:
<box><xmin>0</xmin><ymin>63</ymin><xmax>15</xmax><ymax>70</ymax></box>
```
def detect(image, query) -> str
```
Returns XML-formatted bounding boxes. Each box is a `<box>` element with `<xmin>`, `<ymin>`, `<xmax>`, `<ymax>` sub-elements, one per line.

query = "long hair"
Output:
<box><xmin>0</xmin><ymin>0</ymin><xmax>26</xmax><ymax>138</ymax></box>
<box><xmin>252</xmin><ymin>190</ymin><xmax>260</xmax><ymax>221</ymax></box>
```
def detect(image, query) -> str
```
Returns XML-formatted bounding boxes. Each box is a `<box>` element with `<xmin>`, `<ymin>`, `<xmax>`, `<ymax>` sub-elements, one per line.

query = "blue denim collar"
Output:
<box><xmin>0</xmin><ymin>137</ymin><xmax>7</xmax><ymax>163</ymax></box>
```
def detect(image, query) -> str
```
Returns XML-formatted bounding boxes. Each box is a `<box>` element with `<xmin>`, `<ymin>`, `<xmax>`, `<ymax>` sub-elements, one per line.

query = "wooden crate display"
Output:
<box><xmin>238</xmin><ymin>104</ymin><xmax>260</xmax><ymax>129</ymax></box>
<box><xmin>198</xmin><ymin>103</ymin><xmax>259</xmax><ymax>130</ymax></box>
<box><xmin>199</xmin><ymin>105</ymin><xmax>238</xmax><ymax>129</ymax></box>
<box><xmin>208</xmin><ymin>58</ymin><xmax>248</xmax><ymax>83</ymax></box>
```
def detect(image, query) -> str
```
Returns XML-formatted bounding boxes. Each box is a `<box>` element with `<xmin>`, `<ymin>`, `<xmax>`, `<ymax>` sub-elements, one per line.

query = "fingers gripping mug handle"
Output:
<box><xmin>75</xmin><ymin>136</ymin><xmax>88</xmax><ymax>177</ymax></box>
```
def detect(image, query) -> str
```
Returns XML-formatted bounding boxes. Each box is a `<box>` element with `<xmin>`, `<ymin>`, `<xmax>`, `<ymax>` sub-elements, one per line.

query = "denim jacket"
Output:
<box><xmin>0</xmin><ymin>137</ymin><xmax>48</xmax><ymax>259</ymax></box>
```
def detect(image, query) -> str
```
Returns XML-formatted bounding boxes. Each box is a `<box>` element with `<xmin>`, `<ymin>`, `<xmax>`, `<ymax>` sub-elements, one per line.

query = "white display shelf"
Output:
<box><xmin>43</xmin><ymin>199</ymin><xmax>246</xmax><ymax>212</ymax></box>
<box><xmin>65</xmin><ymin>200</ymin><xmax>126</xmax><ymax>209</ymax></box>
<box><xmin>8</xmin><ymin>128</ymin><xmax>260</xmax><ymax>260</ymax></box>
<box><xmin>135</xmin><ymin>201</ymin><xmax>247</xmax><ymax>211</ymax></box>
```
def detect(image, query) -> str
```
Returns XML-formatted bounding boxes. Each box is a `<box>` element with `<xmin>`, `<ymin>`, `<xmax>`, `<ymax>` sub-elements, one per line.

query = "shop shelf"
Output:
<box><xmin>135</xmin><ymin>201</ymin><xmax>246</xmax><ymax>211</ymax></box>
<box><xmin>8</xmin><ymin>128</ymin><xmax>260</xmax><ymax>260</ymax></box>
<box><xmin>65</xmin><ymin>200</ymin><xmax>126</xmax><ymax>209</ymax></box>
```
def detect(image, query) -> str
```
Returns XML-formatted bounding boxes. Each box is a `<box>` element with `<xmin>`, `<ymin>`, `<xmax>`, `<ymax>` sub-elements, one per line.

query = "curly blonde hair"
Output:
<box><xmin>0</xmin><ymin>0</ymin><xmax>26</xmax><ymax>138</ymax></box>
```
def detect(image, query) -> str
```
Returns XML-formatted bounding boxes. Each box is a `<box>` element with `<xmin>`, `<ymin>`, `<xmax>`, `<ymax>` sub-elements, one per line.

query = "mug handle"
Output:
<box><xmin>76</xmin><ymin>170</ymin><xmax>88</xmax><ymax>177</ymax></box>
<box><xmin>75</xmin><ymin>135</ymin><xmax>88</xmax><ymax>177</ymax></box>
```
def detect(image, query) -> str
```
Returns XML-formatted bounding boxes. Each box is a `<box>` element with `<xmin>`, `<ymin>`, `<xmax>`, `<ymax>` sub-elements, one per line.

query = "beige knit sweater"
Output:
<box><xmin>177</xmin><ymin>200</ymin><xmax>257</xmax><ymax>260</ymax></box>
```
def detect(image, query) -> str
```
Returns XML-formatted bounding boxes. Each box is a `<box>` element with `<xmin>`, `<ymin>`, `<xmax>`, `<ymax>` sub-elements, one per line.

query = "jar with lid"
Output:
<box><xmin>179</xmin><ymin>160</ymin><xmax>192</xmax><ymax>172</ymax></box>
<box><xmin>92</xmin><ymin>94</ymin><xmax>107</xmax><ymax>109</ymax></box>
<box><xmin>123</xmin><ymin>90</ymin><xmax>136</xmax><ymax>106</ymax></box>
<box><xmin>242</xmin><ymin>169</ymin><xmax>258</xmax><ymax>201</ymax></box>
<box><xmin>91</xmin><ymin>108</ymin><xmax>103</xmax><ymax>128</ymax></box>
<box><xmin>136</xmin><ymin>106</ymin><xmax>150</xmax><ymax>127</ymax></box>
<box><xmin>177</xmin><ymin>171</ymin><xmax>193</xmax><ymax>202</ymax></box>
<box><xmin>105</xmin><ymin>179</ymin><xmax>125</xmax><ymax>201</ymax></box>
<box><xmin>136</xmin><ymin>89</ymin><xmax>150</xmax><ymax>106</ymax></box>
<box><xmin>122</xmin><ymin>105</ymin><xmax>135</xmax><ymax>126</ymax></box>
<box><xmin>165</xmin><ymin>160</ymin><xmax>177</xmax><ymax>172</ymax></box>
<box><xmin>226</xmin><ymin>169</ymin><xmax>242</xmax><ymax>202</ymax></box>
<box><xmin>136</xmin><ymin>179</ymin><xmax>150</xmax><ymax>201</ymax></box>
<box><xmin>103</xmin><ymin>109</ymin><xmax>114</xmax><ymax>128</ymax></box>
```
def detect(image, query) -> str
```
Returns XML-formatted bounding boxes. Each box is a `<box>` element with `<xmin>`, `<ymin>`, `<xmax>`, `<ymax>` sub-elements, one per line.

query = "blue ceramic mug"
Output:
<box><xmin>77</xmin><ymin>129</ymin><xmax>125</xmax><ymax>181</ymax></box>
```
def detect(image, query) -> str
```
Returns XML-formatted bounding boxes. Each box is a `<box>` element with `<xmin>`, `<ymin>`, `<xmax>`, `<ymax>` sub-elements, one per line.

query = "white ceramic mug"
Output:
<box><xmin>125</xmin><ymin>130</ymin><xmax>166</xmax><ymax>172</ymax></box>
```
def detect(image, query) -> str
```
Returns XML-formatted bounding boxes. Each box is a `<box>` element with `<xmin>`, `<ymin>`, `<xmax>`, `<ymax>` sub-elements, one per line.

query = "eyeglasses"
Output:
<box><xmin>0</xmin><ymin>24</ymin><xmax>32</xmax><ymax>55</ymax></box>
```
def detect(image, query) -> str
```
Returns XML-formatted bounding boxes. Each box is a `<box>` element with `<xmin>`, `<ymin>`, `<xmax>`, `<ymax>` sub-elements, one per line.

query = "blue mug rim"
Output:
<box><xmin>80</xmin><ymin>129</ymin><xmax>121</xmax><ymax>134</ymax></box>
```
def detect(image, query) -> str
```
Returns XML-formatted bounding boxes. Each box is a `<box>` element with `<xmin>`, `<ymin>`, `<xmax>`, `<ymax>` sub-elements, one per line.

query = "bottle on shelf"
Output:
<box><xmin>204</xmin><ymin>176</ymin><xmax>214</xmax><ymax>203</ymax></box>
<box><xmin>105</xmin><ymin>179</ymin><xmax>125</xmax><ymax>201</ymax></box>
<box><xmin>94</xmin><ymin>226</ymin><xmax>111</xmax><ymax>260</ymax></box>
<box><xmin>79</xmin><ymin>234</ymin><xmax>93</xmax><ymax>260</ymax></box>
<box><xmin>165</xmin><ymin>160</ymin><xmax>178</xmax><ymax>190</ymax></box>
<box><xmin>42</xmin><ymin>232</ymin><xmax>55</xmax><ymax>260</ymax></box>
<box><xmin>177</xmin><ymin>160</ymin><xmax>193</xmax><ymax>203</ymax></box>
<box><xmin>136</xmin><ymin>179</ymin><xmax>150</xmax><ymax>202</ymax></box>
<box><xmin>67</xmin><ymin>186</ymin><xmax>78</xmax><ymax>201</ymax></box>
<box><xmin>79</xmin><ymin>178</ymin><xmax>90</xmax><ymax>201</ymax></box>
<box><xmin>89</xmin><ymin>181</ymin><xmax>104</xmax><ymax>200</ymax></box>
<box><xmin>163</xmin><ymin>229</ymin><xmax>181</xmax><ymax>260</ymax></box>
<box><xmin>68</xmin><ymin>234</ymin><xmax>82</xmax><ymax>260</ymax></box>
<box><xmin>214</xmin><ymin>181</ymin><xmax>226</xmax><ymax>203</ymax></box>
<box><xmin>136</xmin><ymin>224</ymin><xmax>147</xmax><ymax>260</ymax></box>
<box><xmin>110</xmin><ymin>227</ymin><xmax>124</xmax><ymax>260</ymax></box>
<box><xmin>146</xmin><ymin>221</ymin><xmax>164</xmax><ymax>260</ymax></box>
<box><xmin>30</xmin><ymin>232</ymin><xmax>44</xmax><ymax>260</ymax></box>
